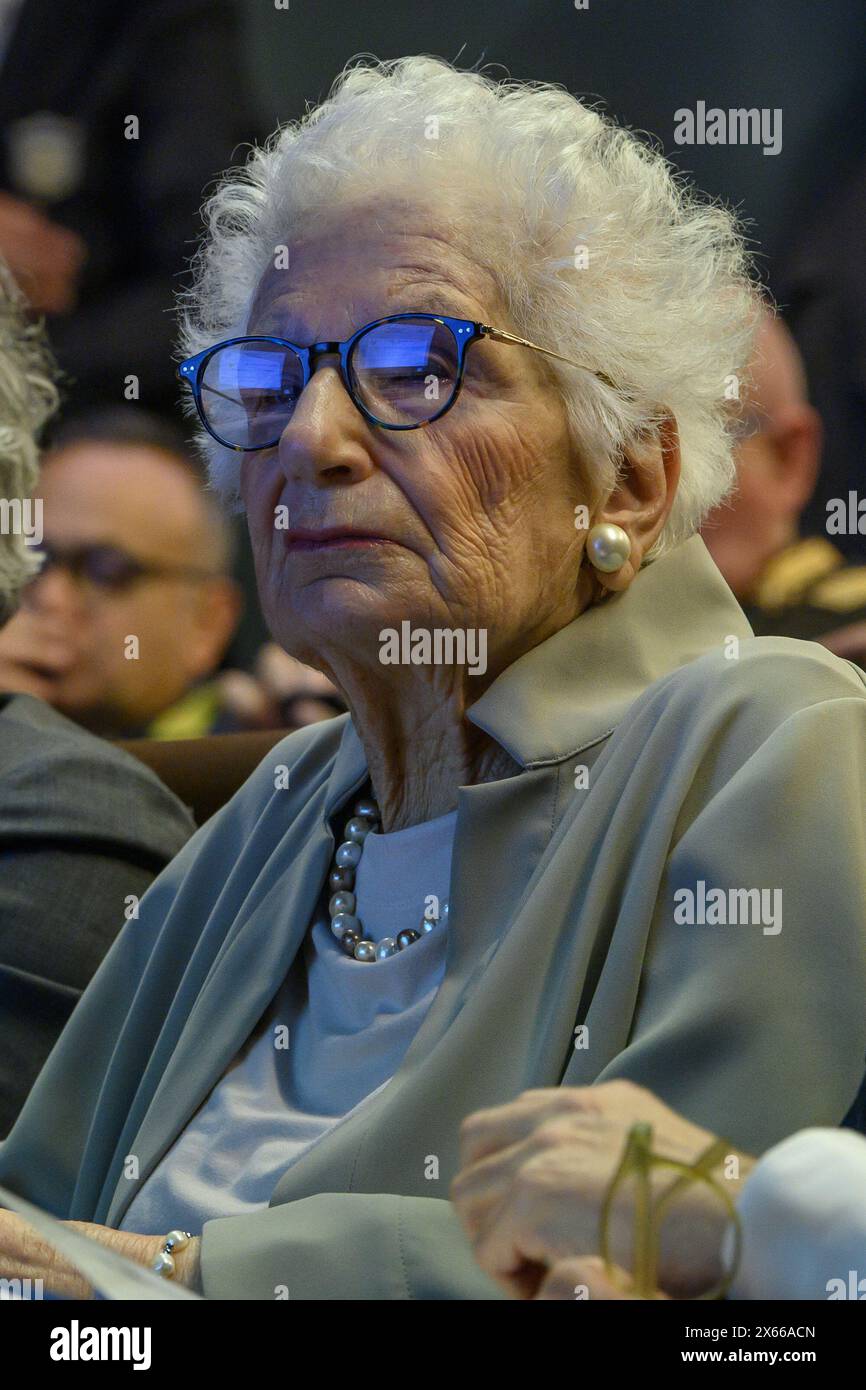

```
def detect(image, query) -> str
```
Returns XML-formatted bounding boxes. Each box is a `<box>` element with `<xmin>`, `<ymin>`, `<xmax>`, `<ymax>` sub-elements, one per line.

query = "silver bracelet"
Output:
<box><xmin>151</xmin><ymin>1229</ymin><xmax>192</xmax><ymax>1279</ymax></box>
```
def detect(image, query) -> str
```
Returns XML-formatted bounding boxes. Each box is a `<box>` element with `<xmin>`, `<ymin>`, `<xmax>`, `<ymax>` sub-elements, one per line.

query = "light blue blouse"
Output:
<box><xmin>119</xmin><ymin>809</ymin><xmax>458</xmax><ymax>1235</ymax></box>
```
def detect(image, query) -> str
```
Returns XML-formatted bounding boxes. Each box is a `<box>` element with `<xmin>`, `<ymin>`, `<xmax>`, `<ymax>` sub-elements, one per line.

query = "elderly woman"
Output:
<box><xmin>2</xmin><ymin>55</ymin><xmax>866</xmax><ymax>1301</ymax></box>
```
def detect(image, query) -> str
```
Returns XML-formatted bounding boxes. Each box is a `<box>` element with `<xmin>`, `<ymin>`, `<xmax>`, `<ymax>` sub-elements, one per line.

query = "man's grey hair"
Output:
<box><xmin>0</xmin><ymin>262</ymin><xmax>57</xmax><ymax>626</ymax></box>
<box><xmin>178</xmin><ymin>54</ymin><xmax>762</xmax><ymax>559</ymax></box>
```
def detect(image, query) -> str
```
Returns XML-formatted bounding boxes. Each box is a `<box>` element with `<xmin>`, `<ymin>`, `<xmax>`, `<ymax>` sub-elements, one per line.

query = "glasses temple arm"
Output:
<box><xmin>482</xmin><ymin>325</ymin><xmax>617</xmax><ymax>390</ymax></box>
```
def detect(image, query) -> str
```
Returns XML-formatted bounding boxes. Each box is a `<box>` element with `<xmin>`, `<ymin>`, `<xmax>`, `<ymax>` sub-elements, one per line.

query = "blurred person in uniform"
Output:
<box><xmin>0</xmin><ymin>406</ymin><xmax>244</xmax><ymax>737</ymax></box>
<box><xmin>0</xmin><ymin>264</ymin><xmax>195</xmax><ymax>1137</ymax></box>
<box><xmin>776</xmin><ymin>161</ymin><xmax>866</xmax><ymax>560</ymax></box>
<box><xmin>701</xmin><ymin>308</ymin><xmax>866</xmax><ymax>664</ymax></box>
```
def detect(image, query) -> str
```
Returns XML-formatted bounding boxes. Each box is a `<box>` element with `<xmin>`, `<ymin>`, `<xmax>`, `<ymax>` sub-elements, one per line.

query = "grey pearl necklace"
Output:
<box><xmin>328</xmin><ymin>795</ymin><xmax>449</xmax><ymax>962</ymax></box>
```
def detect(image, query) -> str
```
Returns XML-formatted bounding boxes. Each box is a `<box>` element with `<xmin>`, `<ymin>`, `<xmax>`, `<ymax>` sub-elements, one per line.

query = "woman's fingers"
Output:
<box><xmin>458</xmin><ymin>1086</ymin><xmax>600</xmax><ymax>1167</ymax></box>
<box><xmin>535</xmin><ymin>1256</ymin><xmax>663</xmax><ymax>1301</ymax></box>
<box><xmin>453</xmin><ymin>1090</ymin><xmax>634</xmax><ymax>1280</ymax></box>
<box><xmin>453</xmin><ymin>1134</ymin><xmax>607</xmax><ymax>1294</ymax></box>
<box><xmin>451</xmin><ymin>1136</ymin><xmax>533</xmax><ymax>1242</ymax></box>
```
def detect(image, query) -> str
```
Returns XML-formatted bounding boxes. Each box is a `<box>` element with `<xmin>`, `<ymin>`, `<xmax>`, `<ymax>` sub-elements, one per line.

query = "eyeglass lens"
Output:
<box><xmin>198</xmin><ymin>317</ymin><xmax>460</xmax><ymax>447</ymax></box>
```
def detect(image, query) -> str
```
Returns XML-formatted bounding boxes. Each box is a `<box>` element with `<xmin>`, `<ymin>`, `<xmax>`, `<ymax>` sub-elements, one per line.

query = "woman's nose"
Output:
<box><xmin>275</xmin><ymin>359</ymin><xmax>377</xmax><ymax>486</ymax></box>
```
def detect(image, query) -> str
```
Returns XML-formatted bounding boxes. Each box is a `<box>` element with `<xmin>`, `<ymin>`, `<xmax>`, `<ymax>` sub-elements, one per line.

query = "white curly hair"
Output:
<box><xmin>178</xmin><ymin>54</ymin><xmax>762</xmax><ymax>558</ymax></box>
<box><xmin>0</xmin><ymin>261</ymin><xmax>57</xmax><ymax>626</ymax></box>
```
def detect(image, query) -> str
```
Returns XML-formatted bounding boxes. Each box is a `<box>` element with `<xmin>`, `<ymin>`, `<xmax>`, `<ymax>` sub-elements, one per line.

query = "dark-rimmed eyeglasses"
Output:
<box><xmin>28</xmin><ymin>542</ymin><xmax>217</xmax><ymax>593</ymax></box>
<box><xmin>176</xmin><ymin>312</ymin><xmax>616</xmax><ymax>452</ymax></box>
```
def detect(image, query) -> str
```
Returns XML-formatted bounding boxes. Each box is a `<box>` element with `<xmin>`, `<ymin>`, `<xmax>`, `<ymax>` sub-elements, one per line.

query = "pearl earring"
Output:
<box><xmin>586</xmin><ymin>522</ymin><xmax>631</xmax><ymax>573</ymax></box>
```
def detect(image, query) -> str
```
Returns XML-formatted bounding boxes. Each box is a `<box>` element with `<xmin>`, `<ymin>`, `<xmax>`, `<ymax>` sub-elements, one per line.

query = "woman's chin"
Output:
<box><xmin>272</xmin><ymin>584</ymin><xmax>422</xmax><ymax>662</ymax></box>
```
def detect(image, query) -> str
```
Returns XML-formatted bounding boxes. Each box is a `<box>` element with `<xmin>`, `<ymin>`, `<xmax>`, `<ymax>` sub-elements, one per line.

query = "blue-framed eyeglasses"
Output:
<box><xmin>176</xmin><ymin>312</ymin><xmax>615</xmax><ymax>452</ymax></box>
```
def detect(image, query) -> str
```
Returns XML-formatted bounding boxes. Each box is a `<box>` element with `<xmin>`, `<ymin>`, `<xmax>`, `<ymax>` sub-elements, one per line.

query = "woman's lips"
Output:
<box><xmin>283</xmin><ymin>529</ymin><xmax>393</xmax><ymax>551</ymax></box>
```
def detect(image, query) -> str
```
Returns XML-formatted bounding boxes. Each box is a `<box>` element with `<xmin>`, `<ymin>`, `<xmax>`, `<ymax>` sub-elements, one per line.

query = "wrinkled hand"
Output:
<box><xmin>451</xmin><ymin>1080</ymin><xmax>755</xmax><ymax>1300</ymax></box>
<box><xmin>534</xmin><ymin>1254</ymin><xmax>669</xmax><ymax>1300</ymax></box>
<box><xmin>0</xmin><ymin>192</ymin><xmax>87</xmax><ymax>315</ymax></box>
<box><xmin>0</xmin><ymin>1210</ymin><xmax>201</xmax><ymax>1297</ymax></box>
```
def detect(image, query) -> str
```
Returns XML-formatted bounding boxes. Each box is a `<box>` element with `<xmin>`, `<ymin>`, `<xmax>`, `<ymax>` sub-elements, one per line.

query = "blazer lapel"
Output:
<box><xmin>105</xmin><ymin>721</ymin><xmax>369</xmax><ymax>1226</ymax></box>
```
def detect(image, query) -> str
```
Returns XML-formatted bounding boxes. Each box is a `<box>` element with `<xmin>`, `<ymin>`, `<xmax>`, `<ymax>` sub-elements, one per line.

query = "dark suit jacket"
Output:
<box><xmin>0</xmin><ymin>0</ymin><xmax>257</xmax><ymax>416</ymax></box>
<box><xmin>0</xmin><ymin>691</ymin><xmax>195</xmax><ymax>1137</ymax></box>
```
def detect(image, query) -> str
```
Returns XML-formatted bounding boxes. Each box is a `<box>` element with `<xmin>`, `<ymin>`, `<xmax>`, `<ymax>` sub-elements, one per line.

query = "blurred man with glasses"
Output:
<box><xmin>0</xmin><ymin>407</ymin><xmax>243</xmax><ymax>737</ymax></box>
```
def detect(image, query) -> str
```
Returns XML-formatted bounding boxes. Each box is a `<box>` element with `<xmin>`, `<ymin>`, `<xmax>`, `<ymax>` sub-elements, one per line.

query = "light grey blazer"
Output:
<box><xmin>2</xmin><ymin>535</ymin><xmax>866</xmax><ymax>1300</ymax></box>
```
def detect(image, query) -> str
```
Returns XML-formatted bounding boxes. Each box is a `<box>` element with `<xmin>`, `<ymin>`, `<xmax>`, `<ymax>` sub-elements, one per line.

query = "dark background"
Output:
<box><xmin>242</xmin><ymin>0</ymin><xmax>866</xmax><ymax>290</ymax></box>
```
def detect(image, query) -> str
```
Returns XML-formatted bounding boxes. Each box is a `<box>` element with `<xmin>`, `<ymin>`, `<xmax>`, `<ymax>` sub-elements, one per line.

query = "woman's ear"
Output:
<box><xmin>588</xmin><ymin>413</ymin><xmax>681</xmax><ymax>593</ymax></box>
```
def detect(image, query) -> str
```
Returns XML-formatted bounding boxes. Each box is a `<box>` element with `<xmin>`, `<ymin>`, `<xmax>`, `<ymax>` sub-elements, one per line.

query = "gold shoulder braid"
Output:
<box><xmin>752</xmin><ymin>537</ymin><xmax>843</xmax><ymax>614</ymax></box>
<box><xmin>809</xmin><ymin>564</ymin><xmax>866</xmax><ymax>613</ymax></box>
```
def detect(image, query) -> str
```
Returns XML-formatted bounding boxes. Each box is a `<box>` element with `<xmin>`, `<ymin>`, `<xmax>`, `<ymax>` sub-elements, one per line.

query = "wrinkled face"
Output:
<box><xmin>241</xmin><ymin>198</ymin><xmax>592</xmax><ymax>680</ymax></box>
